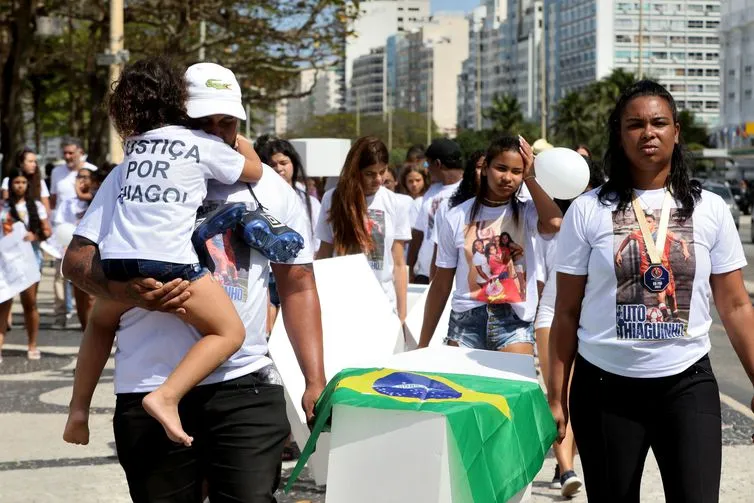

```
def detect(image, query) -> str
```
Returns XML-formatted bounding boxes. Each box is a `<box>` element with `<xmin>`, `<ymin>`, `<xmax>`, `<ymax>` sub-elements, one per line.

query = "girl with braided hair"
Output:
<box><xmin>0</xmin><ymin>169</ymin><xmax>52</xmax><ymax>361</ymax></box>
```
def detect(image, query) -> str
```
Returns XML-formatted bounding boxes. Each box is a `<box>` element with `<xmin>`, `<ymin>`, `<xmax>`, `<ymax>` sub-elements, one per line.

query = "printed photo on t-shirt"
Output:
<box><xmin>613</xmin><ymin>208</ymin><xmax>695</xmax><ymax>341</ymax></box>
<box><xmin>197</xmin><ymin>201</ymin><xmax>252</xmax><ymax>302</ymax></box>
<box><xmin>366</xmin><ymin>208</ymin><xmax>386</xmax><ymax>270</ymax></box>
<box><xmin>464</xmin><ymin>213</ymin><xmax>527</xmax><ymax>304</ymax></box>
<box><xmin>427</xmin><ymin>196</ymin><xmax>444</xmax><ymax>237</ymax></box>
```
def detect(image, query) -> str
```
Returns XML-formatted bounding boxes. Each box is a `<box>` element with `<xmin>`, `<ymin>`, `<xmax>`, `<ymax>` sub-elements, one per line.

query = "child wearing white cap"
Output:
<box><xmin>64</xmin><ymin>56</ymin><xmax>304</xmax><ymax>447</ymax></box>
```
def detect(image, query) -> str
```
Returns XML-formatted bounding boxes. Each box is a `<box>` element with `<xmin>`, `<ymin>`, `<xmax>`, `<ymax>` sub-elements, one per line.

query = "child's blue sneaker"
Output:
<box><xmin>239</xmin><ymin>206</ymin><xmax>304</xmax><ymax>262</ymax></box>
<box><xmin>192</xmin><ymin>202</ymin><xmax>249</xmax><ymax>271</ymax></box>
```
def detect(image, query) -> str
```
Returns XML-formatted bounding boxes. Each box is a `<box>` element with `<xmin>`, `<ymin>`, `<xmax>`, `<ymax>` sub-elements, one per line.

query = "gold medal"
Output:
<box><xmin>631</xmin><ymin>191</ymin><xmax>673</xmax><ymax>293</ymax></box>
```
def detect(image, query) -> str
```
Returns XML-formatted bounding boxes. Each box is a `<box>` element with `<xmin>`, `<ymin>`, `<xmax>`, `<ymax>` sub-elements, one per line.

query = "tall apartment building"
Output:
<box><xmin>259</xmin><ymin>69</ymin><xmax>342</xmax><ymax>136</ymax></box>
<box><xmin>553</xmin><ymin>0</ymin><xmax>721</xmax><ymax>126</ymax></box>
<box><xmin>395</xmin><ymin>13</ymin><xmax>470</xmax><ymax>136</ymax></box>
<box><xmin>348</xmin><ymin>47</ymin><xmax>387</xmax><ymax>115</ymax></box>
<box><xmin>457</xmin><ymin>0</ymin><xmax>545</xmax><ymax>130</ymax></box>
<box><xmin>720</xmin><ymin>0</ymin><xmax>754</xmax><ymax>145</ymax></box>
<box><xmin>458</xmin><ymin>6</ymin><xmax>489</xmax><ymax>130</ymax></box>
<box><xmin>344</xmin><ymin>0</ymin><xmax>431</xmax><ymax>87</ymax></box>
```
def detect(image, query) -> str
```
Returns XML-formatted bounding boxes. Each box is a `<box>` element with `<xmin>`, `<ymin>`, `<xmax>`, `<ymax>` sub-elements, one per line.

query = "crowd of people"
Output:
<box><xmin>0</xmin><ymin>55</ymin><xmax>753</xmax><ymax>503</ymax></box>
<box><xmin>0</xmin><ymin>139</ymin><xmax>117</xmax><ymax>363</ymax></box>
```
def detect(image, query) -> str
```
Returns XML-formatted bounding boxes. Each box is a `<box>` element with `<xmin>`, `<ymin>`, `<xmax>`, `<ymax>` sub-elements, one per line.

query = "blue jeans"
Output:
<box><xmin>446</xmin><ymin>304</ymin><xmax>535</xmax><ymax>351</ymax></box>
<box><xmin>102</xmin><ymin>259</ymin><xmax>207</xmax><ymax>283</ymax></box>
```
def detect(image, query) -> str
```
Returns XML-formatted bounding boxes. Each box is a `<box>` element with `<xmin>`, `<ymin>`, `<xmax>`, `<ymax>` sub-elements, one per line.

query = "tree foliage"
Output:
<box><xmin>1</xmin><ymin>0</ymin><xmax>356</xmax><ymax>175</ymax></box>
<box><xmin>483</xmin><ymin>94</ymin><xmax>524</xmax><ymax>134</ymax></box>
<box><xmin>551</xmin><ymin>69</ymin><xmax>710</xmax><ymax>157</ymax></box>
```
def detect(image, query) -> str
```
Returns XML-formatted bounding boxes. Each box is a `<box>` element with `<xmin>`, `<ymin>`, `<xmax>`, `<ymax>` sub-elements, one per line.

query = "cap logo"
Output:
<box><xmin>205</xmin><ymin>79</ymin><xmax>232</xmax><ymax>90</ymax></box>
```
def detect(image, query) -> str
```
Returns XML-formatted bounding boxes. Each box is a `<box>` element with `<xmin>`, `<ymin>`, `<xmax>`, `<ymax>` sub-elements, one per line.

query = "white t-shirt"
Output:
<box><xmin>536</xmin><ymin>233</ymin><xmax>558</xmax><ymax>307</ymax></box>
<box><xmin>98</xmin><ymin>126</ymin><xmax>245</xmax><ymax>264</ymax></box>
<box><xmin>1</xmin><ymin>177</ymin><xmax>50</xmax><ymax>198</ymax></box>
<box><xmin>316</xmin><ymin>186</ymin><xmax>412</xmax><ymax>307</ymax></box>
<box><xmin>412</xmin><ymin>181</ymin><xmax>460</xmax><ymax>278</ymax></box>
<box><xmin>75</xmin><ymin>164</ymin><xmax>314</xmax><ymax>393</ymax></box>
<box><xmin>395</xmin><ymin>192</ymin><xmax>415</xmax><ymax>229</ymax></box>
<box><xmin>298</xmin><ymin>190</ymin><xmax>322</xmax><ymax>253</ymax></box>
<box><xmin>50</xmin><ymin>161</ymin><xmax>97</xmax><ymax>226</ymax></box>
<box><xmin>436</xmin><ymin>198</ymin><xmax>541</xmax><ymax>321</ymax></box>
<box><xmin>555</xmin><ymin>188</ymin><xmax>747</xmax><ymax>378</ymax></box>
<box><xmin>12</xmin><ymin>200</ymin><xmax>48</xmax><ymax>227</ymax></box>
<box><xmin>430</xmin><ymin>199</ymin><xmax>449</xmax><ymax>245</ymax></box>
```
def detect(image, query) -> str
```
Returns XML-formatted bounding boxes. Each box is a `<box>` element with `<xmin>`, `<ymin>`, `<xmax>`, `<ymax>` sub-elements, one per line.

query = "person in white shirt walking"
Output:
<box><xmin>49</xmin><ymin>138</ymin><xmax>98</xmax><ymax>328</ymax></box>
<box><xmin>257</xmin><ymin>137</ymin><xmax>321</xmax><ymax>334</ymax></box>
<box><xmin>407</xmin><ymin>139</ymin><xmax>464</xmax><ymax>284</ymax></box>
<box><xmin>62</xmin><ymin>56</ymin><xmax>304</xmax><ymax>448</ymax></box>
<box><xmin>550</xmin><ymin>80</ymin><xmax>754</xmax><ymax>502</ymax></box>
<box><xmin>0</xmin><ymin>169</ymin><xmax>52</xmax><ymax>362</ymax></box>
<box><xmin>61</xmin><ymin>61</ymin><xmax>324</xmax><ymax>503</ymax></box>
<box><xmin>418</xmin><ymin>136</ymin><xmax>562</xmax><ymax>353</ymax></box>
<box><xmin>315</xmin><ymin>136</ymin><xmax>411</xmax><ymax>321</ymax></box>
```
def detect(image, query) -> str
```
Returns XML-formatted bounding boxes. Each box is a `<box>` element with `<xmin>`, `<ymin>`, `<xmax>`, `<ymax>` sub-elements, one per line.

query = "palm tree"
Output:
<box><xmin>677</xmin><ymin>109</ymin><xmax>709</xmax><ymax>148</ymax></box>
<box><xmin>553</xmin><ymin>91</ymin><xmax>589</xmax><ymax>146</ymax></box>
<box><xmin>484</xmin><ymin>94</ymin><xmax>524</xmax><ymax>134</ymax></box>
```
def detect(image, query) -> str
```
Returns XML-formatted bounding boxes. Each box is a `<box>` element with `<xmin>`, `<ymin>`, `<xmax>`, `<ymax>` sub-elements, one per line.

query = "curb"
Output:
<box><xmin>720</xmin><ymin>392</ymin><xmax>754</xmax><ymax>421</ymax></box>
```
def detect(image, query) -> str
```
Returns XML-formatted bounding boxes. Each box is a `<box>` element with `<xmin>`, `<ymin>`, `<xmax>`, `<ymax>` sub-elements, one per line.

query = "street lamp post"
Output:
<box><xmin>638</xmin><ymin>0</ymin><xmax>644</xmax><ymax>80</ymax></box>
<box><xmin>427</xmin><ymin>53</ymin><xmax>433</xmax><ymax>146</ymax></box>
<box><xmin>108</xmin><ymin>0</ymin><xmax>124</xmax><ymax>163</ymax></box>
<box><xmin>97</xmin><ymin>0</ymin><xmax>128</xmax><ymax>163</ymax></box>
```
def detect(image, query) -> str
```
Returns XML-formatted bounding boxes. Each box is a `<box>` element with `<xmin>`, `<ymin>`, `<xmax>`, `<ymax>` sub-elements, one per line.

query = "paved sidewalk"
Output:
<box><xmin>0</xmin><ymin>269</ymin><xmax>752</xmax><ymax>502</ymax></box>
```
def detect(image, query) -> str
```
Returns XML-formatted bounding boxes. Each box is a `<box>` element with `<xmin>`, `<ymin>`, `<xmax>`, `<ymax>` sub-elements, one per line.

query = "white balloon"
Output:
<box><xmin>53</xmin><ymin>223</ymin><xmax>76</xmax><ymax>249</ymax></box>
<box><xmin>533</xmin><ymin>148</ymin><xmax>590</xmax><ymax>200</ymax></box>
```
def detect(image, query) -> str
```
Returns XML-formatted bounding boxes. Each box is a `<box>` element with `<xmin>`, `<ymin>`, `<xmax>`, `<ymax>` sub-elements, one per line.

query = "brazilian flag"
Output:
<box><xmin>286</xmin><ymin>368</ymin><xmax>556</xmax><ymax>502</ymax></box>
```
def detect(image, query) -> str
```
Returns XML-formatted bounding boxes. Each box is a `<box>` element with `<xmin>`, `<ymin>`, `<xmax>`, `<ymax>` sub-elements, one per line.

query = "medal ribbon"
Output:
<box><xmin>631</xmin><ymin>190</ymin><xmax>673</xmax><ymax>264</ymax></box>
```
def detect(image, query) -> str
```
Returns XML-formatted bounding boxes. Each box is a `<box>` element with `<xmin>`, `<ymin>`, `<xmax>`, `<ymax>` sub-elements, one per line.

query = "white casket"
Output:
<box><xmin>324</xmin><ymin>347</ymin><xmax>538</xmax><ymax>503</ymax></box>
<box><xmin>268</xmin><ymin>254</ymin><xmax>403</xmax><ymax>485</ymax></box>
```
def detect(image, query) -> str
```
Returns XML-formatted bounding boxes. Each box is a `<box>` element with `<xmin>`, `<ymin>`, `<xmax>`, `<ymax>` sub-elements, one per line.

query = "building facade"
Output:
<box><xmin>395</xmin><ymin>13</ymin><xmax>469</xmax><ymax>136</ymax></box>
<box><xmin>345</xmin><ymin>0</ymin><xmax>431</xmax><ymax>87</ymax></box>
<box><xmin>348</xmin><ymin>47</ymin><xmax>387</xmax><ymax>115</ymax></box>
<box><xmin>259</xmin><ymin>68</ymin><xmax>342</xmax><ymax>136</ymax></box>
<box><xmin>554</xmin><ymin>0</ymin><xmax>721</xmax><ymax>126</ymax></box>
<box><xmin>721</xmin><ymin>0</ymin><xmax>754</xmax><ymax>146</ymax></box>
<box><xmin>457</xmin><ymin>0</ymin><xmax>545</xmax><ymax>130</ymax></box>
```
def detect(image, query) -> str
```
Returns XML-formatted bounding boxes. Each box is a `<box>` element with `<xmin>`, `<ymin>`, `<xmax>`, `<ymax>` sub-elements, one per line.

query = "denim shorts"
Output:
<box><xmin>446</xmin><ymin>303</ymin><xmax>535</xmax><ymax>351</ymax></box>
<box><xmin>102</xmin><ymin>258</ymin><xmax>207</xmax><ymax>283</ymax></box>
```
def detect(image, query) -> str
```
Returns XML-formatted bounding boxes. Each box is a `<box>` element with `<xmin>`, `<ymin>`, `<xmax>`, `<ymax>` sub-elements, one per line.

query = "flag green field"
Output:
<box><xmin>287</xmin><ymin>367</ymin><xmax>557</xmax><ymax>502</ymax></box>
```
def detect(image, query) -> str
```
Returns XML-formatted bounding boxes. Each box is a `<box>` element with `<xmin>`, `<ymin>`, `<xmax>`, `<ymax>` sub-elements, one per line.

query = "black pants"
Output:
<box><xmin>413</xmin><ymin>275</ymin><xmax>430</xmax><ymax>285</ymax></box>
<box><xmin>114</xmin><ymin>371</ymin><xmax>290</xmax><ymax>503</ymax></box>
<box><xmin>570</xmin><ymin>354</ymin><xmax>721</xmax><ymax>503</ymax></box>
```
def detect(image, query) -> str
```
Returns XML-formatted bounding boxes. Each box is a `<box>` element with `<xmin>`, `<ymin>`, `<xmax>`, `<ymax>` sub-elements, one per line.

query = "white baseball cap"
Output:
<box><xmin>185</xmin><ymin>63</ymin><xmax>247</xmax><ymax>120</ymax></box>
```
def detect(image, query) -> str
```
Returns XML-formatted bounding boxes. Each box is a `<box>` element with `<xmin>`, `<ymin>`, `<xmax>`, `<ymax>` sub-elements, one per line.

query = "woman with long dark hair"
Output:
<box><xmin>0</xmin><ymin>169</ymin><xmax>52</xmax><ymax>361</ymax></box>
<box><xmin>315</xmin><ymin>136</ymin><xmax>411</xmax><ymax>321</ymax></box>
<box><xmin>550</xmin><ymin>80</ymin><xmax>754</xmax><ymax>502</ymax></box>
<box><xmin>258</xmin><ymin>137</ymin><xmax>321</xmax><ymax>336</ymax></box>
<box><xmin>418</xmin><ymin>136</ymin><xmax>562</xmax><ymax>352</ymax></box>
<box><xmin>258</xmin><ymin>138</ymin><xmax>320</xmax><ymax>251</ymax></box>
<box><xmin>1</xmin><ymin>148</ymin><xmax>51</xmax><ymax>215</ymax></box>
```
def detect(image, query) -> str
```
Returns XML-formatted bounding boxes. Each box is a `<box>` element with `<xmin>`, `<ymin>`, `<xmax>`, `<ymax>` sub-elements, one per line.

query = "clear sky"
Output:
<box><xmin>432</xmin><ymin>0</ymin><xmax>478</xmax><ymax>13</ymax></box>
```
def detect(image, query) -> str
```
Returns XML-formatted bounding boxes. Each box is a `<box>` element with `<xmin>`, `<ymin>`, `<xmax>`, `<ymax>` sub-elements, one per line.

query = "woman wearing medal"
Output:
<box><xmin>549</xmin><ymin>80</ymin><xmax>754</xmax><ymax>502</ymax></box>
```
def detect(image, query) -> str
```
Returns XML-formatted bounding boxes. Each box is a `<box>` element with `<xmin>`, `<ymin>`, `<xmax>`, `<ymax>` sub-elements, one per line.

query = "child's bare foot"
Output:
<box><xmin>142</xmin><ymin>390</ymin><xmax>193</xmax><ymax>447</ymax></box>
<box><xmin>63</xmin><ymin>408</ymin><xmax>90</xmax><ymax>445</ymax></box>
